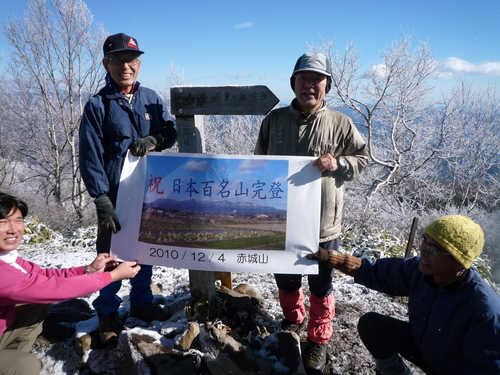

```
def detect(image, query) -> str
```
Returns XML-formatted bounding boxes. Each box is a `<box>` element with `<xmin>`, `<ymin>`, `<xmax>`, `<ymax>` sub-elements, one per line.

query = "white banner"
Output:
<box><xmin>111</xmin><ymin>152</ymin><xmax>321</xmax><ymax>274</ymax></box>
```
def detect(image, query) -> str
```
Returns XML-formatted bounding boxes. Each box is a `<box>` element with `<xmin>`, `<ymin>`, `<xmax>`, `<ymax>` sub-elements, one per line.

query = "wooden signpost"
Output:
<box><xmin>170</xmin><ymin>85</ymin><xmax>279</xmax><ymax>317</ymax></box>
<box><xmin>171</xmin><ymin>85</ymin><xmax>279</xmax><ymax>115</ymax></box>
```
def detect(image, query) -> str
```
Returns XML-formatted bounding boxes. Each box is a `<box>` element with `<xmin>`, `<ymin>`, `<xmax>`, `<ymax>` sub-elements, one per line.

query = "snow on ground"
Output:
<box><xmin>19</xmin><ymin>242</ymin><xmax>425</xmax><ymax>375</ymax></box>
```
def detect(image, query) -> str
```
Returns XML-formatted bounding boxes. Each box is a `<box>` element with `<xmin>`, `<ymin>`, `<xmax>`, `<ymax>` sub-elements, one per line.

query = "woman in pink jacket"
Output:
<box><xmin>0</xmin><ymin>192</ymin><xmax>140</xmax><ymax>375</ymax></box>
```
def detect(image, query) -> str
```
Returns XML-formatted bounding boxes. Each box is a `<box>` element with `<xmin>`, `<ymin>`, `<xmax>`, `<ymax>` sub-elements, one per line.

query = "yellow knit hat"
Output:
<box><xmin>424</xmin><ymin>215</ymin><xmax>484</xmax><ymax>269</ymax></box>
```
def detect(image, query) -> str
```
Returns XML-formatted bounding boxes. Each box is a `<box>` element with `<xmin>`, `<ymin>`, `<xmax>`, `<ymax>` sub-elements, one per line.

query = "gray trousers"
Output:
<box><xmin>0</xmin><ymin>304</ymin><xmax>50</xmax><ymax>375</ymax></box>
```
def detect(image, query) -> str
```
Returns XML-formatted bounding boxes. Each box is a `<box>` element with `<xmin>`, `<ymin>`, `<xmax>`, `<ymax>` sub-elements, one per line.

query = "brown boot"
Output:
<box><xmin>303</xmin><ymin>340</ymin><xmax>327</xmax><ymax>371</ymax></box>
<box><xmin>98</xmin><ymin>312</ymin><xmax>119</xmax><ymax>344</ymax></box>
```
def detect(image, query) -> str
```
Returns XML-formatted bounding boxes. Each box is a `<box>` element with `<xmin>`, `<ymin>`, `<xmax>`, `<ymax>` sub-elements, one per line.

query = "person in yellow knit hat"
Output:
<box><xmin>307</xmin><ymin>215</ymin><xmax>500</xmax><ymax>374</ymax></box>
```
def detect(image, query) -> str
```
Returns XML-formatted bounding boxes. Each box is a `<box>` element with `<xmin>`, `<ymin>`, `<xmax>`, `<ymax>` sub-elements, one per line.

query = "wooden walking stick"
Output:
<box><xmin>404</xmin><ymin>217</ymin><xmax>419</xmax><ymax>258</ymax></box>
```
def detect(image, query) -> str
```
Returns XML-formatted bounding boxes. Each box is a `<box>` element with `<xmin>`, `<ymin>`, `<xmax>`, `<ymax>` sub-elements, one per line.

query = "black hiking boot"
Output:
<box><xmin>281</xmin><ymin>318</ymin><xmax>307</xmax><ymax>335</ymax></box>
<box><xmin>303</xmin><ymin>339</ymin><xmax>327</xmax><ymax>372</ymax></box>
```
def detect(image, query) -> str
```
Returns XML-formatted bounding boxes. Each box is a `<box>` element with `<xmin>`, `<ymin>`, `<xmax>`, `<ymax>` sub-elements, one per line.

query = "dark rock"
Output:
<box><xmin>115</xmin><ymin>329</ymin><xmax>154</xmax><ymax>375</ymax></box>
<box><xmin>198</xmin><ymin>323</ymin><xmax>271</xmax><ymax>375</ymax></box>
<box><xmin>41</xmin><ymin>299</ymin><xmax>94</xmax><ymax>342</ymax></box>
<box><xmin>261</xmin><ymin>331</ymin><xmax>306</xmax><ymax>375</ymax></box>
<box><xmin>138</xmin><ymin>341</ymin><xmax>202</xmax><ymax>375</ymax></box>
<box><xmin>165</xmin><ymin>294</ymin><xmax>191</xmax><ymax>316</ymax></box>
<box><xmin>87</xmin><ymin>343</ymin><xmax>120</xmax><ymax>375</ymax></box>
<box><xmin>218</xmin><ymin>286</ymin><xmax>257</xmax><ymax>335</ymax></box>
<box><xmin>115</xmin><ymin>328</ymin><xmax>203</xmax><ymax>375</ymax></box>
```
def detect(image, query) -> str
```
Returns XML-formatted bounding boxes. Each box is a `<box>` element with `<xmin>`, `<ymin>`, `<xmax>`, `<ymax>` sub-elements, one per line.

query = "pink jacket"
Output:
<box><xmin>0</xmin><ymin>257</ymin><xmax>112</xmax><ymax>335</ymax></box>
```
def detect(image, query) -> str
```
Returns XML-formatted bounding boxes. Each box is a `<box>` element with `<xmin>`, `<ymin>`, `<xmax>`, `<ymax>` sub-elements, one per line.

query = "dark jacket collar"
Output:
<box><xmin>104</xmin><ymin>73</ymin><xmax>140</xmax><ymax>99</ymax></box>
<box><xmin>424</xmin><ymin>268</ymin><xmax>470</xmax><ymax>292</ymax></box>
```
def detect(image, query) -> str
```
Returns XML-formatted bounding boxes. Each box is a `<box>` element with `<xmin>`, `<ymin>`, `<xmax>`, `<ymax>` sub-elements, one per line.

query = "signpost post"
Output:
<box><xmin>170</xmin><ymin>85</ymin><xmax>279</xmax><ymax>317</ymax></box>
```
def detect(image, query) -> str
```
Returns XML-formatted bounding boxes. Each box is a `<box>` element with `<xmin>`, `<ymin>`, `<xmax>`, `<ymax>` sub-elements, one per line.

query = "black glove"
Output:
<box><xmin>306</xmin><ymin>247</ymin><xmax>331</xmax><ymax>262</ymax></box>
<box><xmin>94</xmin><ymin>196</ymin><xmax>121</xmax><ymax>233</ymax></box>
<box><xmin>129</xmin><ymin>135</ymin><xmax>160</xmax><ymax>157</ymax></box>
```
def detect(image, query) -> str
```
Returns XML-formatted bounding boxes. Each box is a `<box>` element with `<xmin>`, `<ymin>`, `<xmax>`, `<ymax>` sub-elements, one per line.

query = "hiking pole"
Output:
<box><xmin>404</xmin><ymin>217</ymin><xmax>419</xmax><ymax>258</ymax></box>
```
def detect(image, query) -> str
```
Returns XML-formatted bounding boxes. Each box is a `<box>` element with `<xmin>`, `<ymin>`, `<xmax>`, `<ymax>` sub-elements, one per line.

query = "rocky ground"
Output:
<box><xmin>15</xmin><ymin>223</ymin><xmax>434</xmax><ymax>375</ymax></box>
<box><xmin>24</xmin><ymin>247</ymin><xmax>425</xmax><ymax>374</ymax></box>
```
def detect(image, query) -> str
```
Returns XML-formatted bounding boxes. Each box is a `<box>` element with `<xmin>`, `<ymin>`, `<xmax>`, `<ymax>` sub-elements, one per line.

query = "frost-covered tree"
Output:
<box><xmin>434</xmin><ymin>81</ymin><xmax>500</xmax><ymax>212</ymax></box>
<box><xmin>2</xmin><ymin>0</ymin><xmax>106</xmax><ymax>218</ymax></box>
<box><xmin>0</xmin><ymin>69</ymin><xmax>18</xmax><ymax>188</ymax></box>
<box><xmin>205</xmin><ymin>114</ymin><xmax>264</xmax><ymax>155</ymax></box>
<box><xmin>315</xmin><ymin>32</ymin><xmax>499</xmax><ymax>226</ymax></box>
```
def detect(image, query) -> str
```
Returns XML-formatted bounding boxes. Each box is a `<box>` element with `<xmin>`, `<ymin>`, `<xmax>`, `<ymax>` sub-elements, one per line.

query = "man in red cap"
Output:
<box><xmin>255</xmin><ymin>52</ymin><xmax>368</xmax><ymax>371</ymax></box>
<box><xmin>79</xmin><ymin>33</ymin><xmax>177</xmax><ymax>344</ymax></box>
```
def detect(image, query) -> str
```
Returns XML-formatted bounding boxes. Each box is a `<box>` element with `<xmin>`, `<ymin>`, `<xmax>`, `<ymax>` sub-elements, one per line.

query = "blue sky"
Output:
<box><xmin>145</xmin><ymin>155</ymin><xmax>288</xmax><ymax>210</ymax></box>
<box><xmin>1</xmin><ymin>0</ymin><xmax>499</xmax><ymax>104</ymax></box>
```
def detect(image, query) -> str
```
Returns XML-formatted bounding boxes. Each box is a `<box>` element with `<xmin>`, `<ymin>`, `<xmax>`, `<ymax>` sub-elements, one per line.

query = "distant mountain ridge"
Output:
<box><xmin>146</xmin><ymin>198</ymin><xmax>287</xmax><ymax>216</ymax></box>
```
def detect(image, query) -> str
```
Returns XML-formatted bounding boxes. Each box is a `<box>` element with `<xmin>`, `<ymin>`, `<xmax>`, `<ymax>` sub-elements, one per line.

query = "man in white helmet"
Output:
<box><xmin>255</xmin><ymin>52</ymin><xmax>368</xmax><ymax>371</ymax></box>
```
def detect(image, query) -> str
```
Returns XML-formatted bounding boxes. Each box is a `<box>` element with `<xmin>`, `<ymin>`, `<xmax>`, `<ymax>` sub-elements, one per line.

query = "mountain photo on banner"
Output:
<box><xmin>139</xmin><ymin>155</ymin><xmax>288</xmax><ymax>250</ymax></box>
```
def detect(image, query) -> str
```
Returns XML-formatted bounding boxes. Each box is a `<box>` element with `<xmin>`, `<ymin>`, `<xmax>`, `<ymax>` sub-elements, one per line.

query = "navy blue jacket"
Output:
<box><xmin>79</xmin><ymin>80</ymin><xmax>176</xmax><ymax>199</ymax></box>
<box><xmin>355</xmin><ymin>256</ymin><xmax>500</xmax><ymax>374</ymax></box>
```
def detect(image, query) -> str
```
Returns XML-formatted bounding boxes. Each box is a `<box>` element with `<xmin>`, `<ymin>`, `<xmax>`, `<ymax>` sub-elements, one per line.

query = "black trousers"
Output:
<box><xmin>274</xmin><ymin>238</ymin><xmax>339</xmax><ymax>298</ymax></box>
<box><xmin>357</xmin><ymin>312</ymin><xmax>437</xmax><ymax>375</ymax></box>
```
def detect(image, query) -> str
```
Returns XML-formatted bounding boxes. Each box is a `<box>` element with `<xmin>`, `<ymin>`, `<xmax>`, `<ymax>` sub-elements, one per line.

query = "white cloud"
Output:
<box><xmin>184</xmin><ymin>160</ymin><xmax>211</xmax><ymax>172</ymax></box>
<box><xmin>437</xmin><ymin>57</ymin><xmax>500</xmax><ymax>79</ymax></box>
<box><xmin>234</xmin><ymin>22</ymin><xmax>253</xmax><ymax>30</ymax></box>
<box><xmin>361</xmin><ymin>64</ymin><xmax>388</xmax><ymax>79</ymax></box>
<box><xmin>237</xmin><ymin>159</ymin><xmax>270</xmax><ymax>173</ymax></box>
<box><xmin>369</xmin><ymin>64</ymin><xmax>388</xmax><ymax>78</ymax></box>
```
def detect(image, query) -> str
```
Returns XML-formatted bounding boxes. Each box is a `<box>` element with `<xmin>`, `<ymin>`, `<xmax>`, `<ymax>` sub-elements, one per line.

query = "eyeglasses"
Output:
<box><xmin>294</xmin><ymin>74</ymin><xmax>326</xmax><ymax>85</ymax></box>
<box><xmin>420</xmin><ymin>238</ymin><xmax>451</xmax><ymax>257</ymax></box>
<box><xmin>107</xmin><ymin>57</ymin><xmax>141</xmax><ymax>67</ymax></box>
